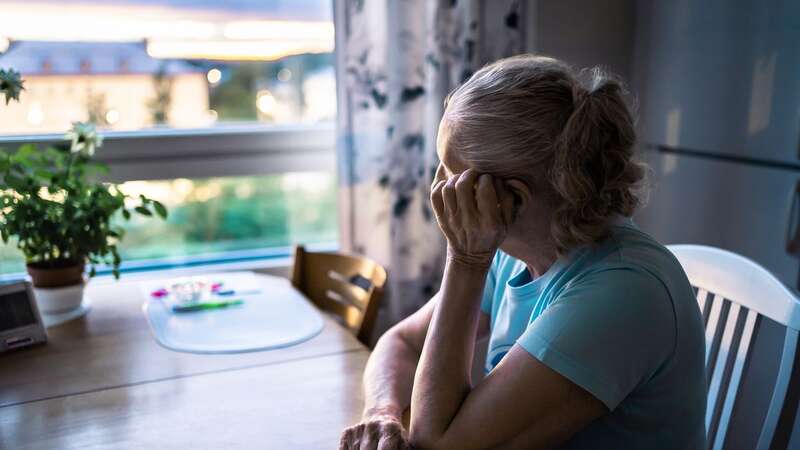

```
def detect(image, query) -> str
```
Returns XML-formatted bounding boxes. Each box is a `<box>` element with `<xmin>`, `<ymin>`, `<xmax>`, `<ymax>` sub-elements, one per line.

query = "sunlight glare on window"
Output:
<box><xmin>206</xmin><ymin>68</ymin><xmax>222</xmax><ymax>84</ymax></box>
<box><xmin>277</xmin><ymin>68</ymin><xmax>292</xmax><ymax>82</ymax></box>
<box><xmin>256</xmin><ymin>90</ymin><xmax>277</xmax><ymax>115</ymax></box>
<box><xmin>105</xmin><ymin>109</ymin><xmax>120</xmax><ymax>125</ymax></box>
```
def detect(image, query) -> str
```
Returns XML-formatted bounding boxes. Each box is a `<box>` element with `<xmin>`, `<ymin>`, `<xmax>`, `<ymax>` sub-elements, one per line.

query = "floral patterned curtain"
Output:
<box><xmin>334</xmin><ymin>0</ymin><xmax>532</xmax><ymax>338</ymax></box>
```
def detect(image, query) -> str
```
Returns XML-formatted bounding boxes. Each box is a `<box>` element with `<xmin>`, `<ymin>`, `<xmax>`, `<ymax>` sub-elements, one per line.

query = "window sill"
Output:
<box><xmin>0</xmin><ymin>242</ymin><xmax>337</xmax><ymax>285</ymax></box>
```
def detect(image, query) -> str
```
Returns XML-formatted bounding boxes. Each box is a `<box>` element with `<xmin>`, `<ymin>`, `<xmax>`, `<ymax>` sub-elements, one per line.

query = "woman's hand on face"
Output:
<box><xmin>431</xmin><ymin>168</ymin><xmax>507</xmax><ymax>269</ymax></box>
<box><xmin>339</xmin><ymin>411</ymin><xmax>410</xmax><ymax>450</ymax></box>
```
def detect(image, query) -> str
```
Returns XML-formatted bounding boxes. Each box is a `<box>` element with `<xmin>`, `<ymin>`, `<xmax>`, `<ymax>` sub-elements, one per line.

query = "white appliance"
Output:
<box><xmin>634</xmin><ymin>0</ymin><xmax>800</xmax><ymax>294</ymax></box>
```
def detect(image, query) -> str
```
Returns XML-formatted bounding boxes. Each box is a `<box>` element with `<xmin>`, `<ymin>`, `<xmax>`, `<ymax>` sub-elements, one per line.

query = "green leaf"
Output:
<box><xmin>10</xmin><ymin>144</ymin><xmax>39</xmax><ymax>169</ymax></box>
<box><xmin>13</xmin><ymin>143</ymin><xmax>37</xmax><ymax>159</ymax></box>
<box><xmin>134</xmin><ymin>206</ymin><xmax>152</xmax><ymax>216</ymax></box>
<box><xmin>84</xmin><ymin>162</ymin><xmax>110</xmax><ymax>176</ymax></box>
<box><xmin>152</xmin><ymin>201</ymin><xmax>168</xmax><ymax>219</ymax></box>
<box><xmin>33</xmin><ymin>169</ymin><xmax>52</xmax><ymax>182</ymax></box>
<box><xmin>45</xmin><ymin>147</ymin><xmax>65</xmax><ymax>158</ymax></box>
<box><xmin>48</xmin><ymin>147</ymin><xmax>67</xmax><ymax>170</ymax></box>
<box><xmin>4</xmin><ymin>173</ymin><xmax>27</xmax><ymax>190</ymax></box>
<box><xmin>121</xmin><ymin>209</ymin><xmax>131</xmax><ymax>220</ymax></box>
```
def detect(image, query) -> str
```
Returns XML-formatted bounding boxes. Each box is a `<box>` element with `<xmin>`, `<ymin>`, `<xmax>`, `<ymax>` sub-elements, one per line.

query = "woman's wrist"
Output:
<box><xmin>363</xmin><ymin>404</ymin><xmax>404</xmax><ymax>421</ymax></box>
<box><xmin>446</xmin><ymin>250</ymin><xmax>494</xmax><ymax>273</ymax></box>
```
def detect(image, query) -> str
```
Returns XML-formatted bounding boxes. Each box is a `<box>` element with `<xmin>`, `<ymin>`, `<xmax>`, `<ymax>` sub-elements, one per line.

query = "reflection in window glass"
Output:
<box><xmin>0</xmin><ymin>173</ymin><xmax>338</xmax><ymax>276</ymax></box>
<box><xmin>0</xmin><ymin>1</ymin><xmax>335</xmax><ymax>134</ymax></box>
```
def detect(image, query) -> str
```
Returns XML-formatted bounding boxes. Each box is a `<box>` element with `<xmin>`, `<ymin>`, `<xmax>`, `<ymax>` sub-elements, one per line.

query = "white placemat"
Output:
<box><xmin>140</xmin><ymin>271</ymin><xmax>324</xmax><ymax>354</ymax></box>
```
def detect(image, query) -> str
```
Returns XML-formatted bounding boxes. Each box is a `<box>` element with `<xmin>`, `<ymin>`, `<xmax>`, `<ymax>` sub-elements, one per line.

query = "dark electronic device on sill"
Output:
<box><xmin>0</xmin><ymin>281</ymin><xmax>47</xmax><ymax>353</ymax></box>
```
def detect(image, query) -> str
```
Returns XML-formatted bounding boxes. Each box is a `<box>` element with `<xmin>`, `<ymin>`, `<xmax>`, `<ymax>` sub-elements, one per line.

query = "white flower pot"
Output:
<box><xmin>33</xmin><ymin>281</ymin><xmax>85</xmax><ymax>314</ymax></box>
<box><xmin>26</xmin><ymin>262</ymin><xmax>90</xmax><ymax>326</ymax></box>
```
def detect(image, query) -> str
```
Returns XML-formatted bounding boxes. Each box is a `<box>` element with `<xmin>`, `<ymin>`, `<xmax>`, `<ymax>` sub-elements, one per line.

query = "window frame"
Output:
<box><xmin>0</xmin><ymin>123</ymin><xmax>336</xmax><ymax>181</ymax></box>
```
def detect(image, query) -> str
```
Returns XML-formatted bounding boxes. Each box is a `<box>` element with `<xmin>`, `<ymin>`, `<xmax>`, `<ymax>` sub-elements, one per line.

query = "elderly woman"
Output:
<box><xmin>339</xmin><ymin>55</ymin><xmax>706</xmax><ymax>450</ymax></box>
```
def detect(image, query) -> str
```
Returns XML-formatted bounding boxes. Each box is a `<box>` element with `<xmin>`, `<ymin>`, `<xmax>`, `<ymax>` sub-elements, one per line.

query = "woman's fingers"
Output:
<box><xmin>339</xmin><ymin>424</ymin><xmax>361</xmax><ymax>450</ymax></box>
<box><xmin>442</xmin><ymin>174</ymin><xmax>459</xmax><ymax>216</ymax></box>
<box><xmin>431</xmin><ymin>163</ymin><xmax>446</xmax><ymax>190</ymax></box>
<box><xmin>359</xmin><ymin>422</ymin><xmax>381</xmax><ymax>450</ymax></box>
<box><xmin>375</xmin><ymin>422</ymin><xmax>406</xmax><ymax>450</ymax></box>
<box><xmin>430</xmin><ymin>179</ymin><xmax>446</xmax><ymax>222</ymax></box>
<box><xmin>475</xmin><ymin>174</ymin><xmax>501</xmax><ymax>223</ymax></box>
<box><xmin>340</xmin><ymin>417</ymin><xmax>409</xmax><ymax>450</ymax></box>
<box><xmin>431</xmin><ymin>178</ymin><xmax>457</xmax><ymax>243</ymax></box>
<box><xmin>376</xmin><ymin>435</ymin><xmax>403</xmax><ymax>450</ymax></box>
<box><xmin>455</xmin><ymin>169</ymin><xmax>479</xmax><ymax>220</ymax></box>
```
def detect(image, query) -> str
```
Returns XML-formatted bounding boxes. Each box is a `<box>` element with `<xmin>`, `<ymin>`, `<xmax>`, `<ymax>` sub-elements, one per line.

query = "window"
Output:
<box><xmin>0</xmin><ymin>1</ymin><xmax>337</xmax><ymax>277</ymax></box>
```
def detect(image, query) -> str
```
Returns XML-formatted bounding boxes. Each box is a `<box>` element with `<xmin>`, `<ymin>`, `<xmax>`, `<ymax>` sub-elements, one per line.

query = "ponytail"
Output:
<box><xmin>550</xmin><ymin>69</ymin><xmax>644</xmax><ymax>252</ymax></box>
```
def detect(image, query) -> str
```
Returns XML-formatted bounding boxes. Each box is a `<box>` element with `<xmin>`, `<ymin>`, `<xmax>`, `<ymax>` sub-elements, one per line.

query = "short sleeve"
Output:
<box><xmin>480</xmin><ymin>253</ymin><xmax>500</xmax><ymax>314</ymax></box>
<box><xmin>517</xmin><ymin>268</ymin><xmax>676</xmax><ymax>410</ymax></box>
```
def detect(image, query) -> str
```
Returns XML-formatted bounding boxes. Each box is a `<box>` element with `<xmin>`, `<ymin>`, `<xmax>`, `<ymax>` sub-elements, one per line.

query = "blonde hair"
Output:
<box><xmin>443</xmin><ymin>54</ymin><xmax>646</xmax><ymax>253</ymax></box>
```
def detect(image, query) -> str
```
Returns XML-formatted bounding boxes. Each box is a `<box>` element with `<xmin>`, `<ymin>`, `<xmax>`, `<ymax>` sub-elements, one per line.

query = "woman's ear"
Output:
<box><xmin>497</xmin><ymin>179</ymin><xmax>533</xmax><ymax>225</ymax></box>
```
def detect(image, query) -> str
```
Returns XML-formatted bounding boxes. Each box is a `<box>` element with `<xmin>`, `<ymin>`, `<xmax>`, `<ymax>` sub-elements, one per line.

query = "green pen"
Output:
<box><xmin>172</xmin><ymin>299</ymin><xmax>244</xmax><ymax>313</ymax></box>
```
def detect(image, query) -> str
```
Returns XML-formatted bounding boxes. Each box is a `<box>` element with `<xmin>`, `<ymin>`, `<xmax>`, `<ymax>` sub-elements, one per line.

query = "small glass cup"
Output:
<box><xmin>169</xmin><ymin>277</ymin><xmax>209</xmax><ymax>304</ymax></box>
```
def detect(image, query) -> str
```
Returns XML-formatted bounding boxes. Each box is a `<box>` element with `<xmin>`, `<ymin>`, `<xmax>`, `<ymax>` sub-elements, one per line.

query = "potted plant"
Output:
<box><xmin>0</xmin><ymin>68</ymin><xmax>167</xmax><ymax>316</ymax></box>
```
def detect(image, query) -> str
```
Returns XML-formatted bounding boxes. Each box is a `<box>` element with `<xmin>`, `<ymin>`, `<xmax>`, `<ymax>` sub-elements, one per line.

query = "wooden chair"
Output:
<box><xmin>291</xmin><ymin>245</ymin><xmax>387</xmax><ymax>346</ymax></box>
<box><xmin>668</xmin><ymin>245</ymin><xmax>800</xmax><ymax>450</ymax></box>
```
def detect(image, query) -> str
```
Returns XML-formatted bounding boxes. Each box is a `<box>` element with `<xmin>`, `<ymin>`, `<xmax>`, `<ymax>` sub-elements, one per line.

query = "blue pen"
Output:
<box><xmin>215</xmin><ymin>289</ymin><xmax>261</xmax><ymax>297</ymax></box>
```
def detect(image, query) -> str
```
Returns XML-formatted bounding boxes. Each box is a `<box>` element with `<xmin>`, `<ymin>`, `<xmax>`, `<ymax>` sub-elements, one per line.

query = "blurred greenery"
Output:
<box><xmin>210</xmin><ymin>53</ymin><xmax>334</xmax><ymax>122</ymax></box>
<box><xmin>210</xmin><ymin>63</ymin><xmax>259</xmax><ymax>121</ymax></box>
<box><xmin>148</xmin><ymin>63</ymin><xmax>173</xmax><ymax>125</ymax></box>
<box><xmin>0</xmin><ymin>173</ymin><xmax>338</xmax><ymax>275</ymax></box>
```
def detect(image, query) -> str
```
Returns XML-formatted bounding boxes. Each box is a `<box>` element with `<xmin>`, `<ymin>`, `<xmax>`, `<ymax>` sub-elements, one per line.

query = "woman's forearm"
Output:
<box><xmin>362</xmin><ymin>328</ymin><xmax>421</xmax><ymax>420</ymax></box>
<box><xmin>409</xmin><ymin>260</ymin><xmax>489</xmax><ymax>448</ymax></box>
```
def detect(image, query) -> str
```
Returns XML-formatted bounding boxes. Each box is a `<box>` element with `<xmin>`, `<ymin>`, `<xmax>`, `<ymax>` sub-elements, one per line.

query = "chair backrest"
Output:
<box><xmin>668</xmin><ymin>244</ymin><xmax>800</xmax><ymax>450</ymax></box>
<box><xmin>291</xmin><ymin>245</ymin><xmax>387</xmax><ymax>346</ymax></box>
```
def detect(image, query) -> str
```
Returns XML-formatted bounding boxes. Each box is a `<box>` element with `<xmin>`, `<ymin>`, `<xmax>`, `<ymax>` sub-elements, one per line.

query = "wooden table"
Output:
<box><xmin>0</xmin><ymin>273</ymin><xmax>368</xmax><ymax>449</ymax></box>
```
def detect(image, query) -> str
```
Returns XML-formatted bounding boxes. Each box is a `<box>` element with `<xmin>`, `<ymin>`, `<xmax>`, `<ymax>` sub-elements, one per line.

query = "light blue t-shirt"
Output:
<box><xmin>481</xmin><ymin>219</ymin><xmax>706</xmax><ymax>449</ymax></box>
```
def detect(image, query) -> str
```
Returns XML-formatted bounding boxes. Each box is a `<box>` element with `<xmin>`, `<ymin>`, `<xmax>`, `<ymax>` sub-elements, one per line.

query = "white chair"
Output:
<box><xmin>668</xmin><ymin>245</ymin><xmax>800</xmax><ymax>450</ymax></box>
